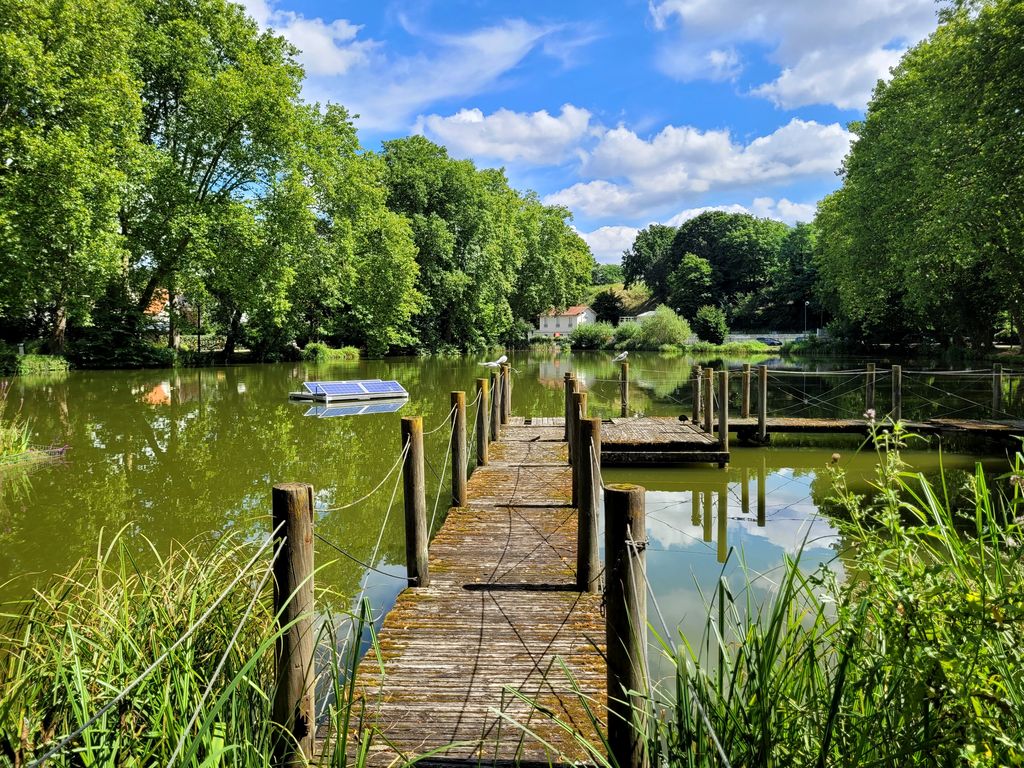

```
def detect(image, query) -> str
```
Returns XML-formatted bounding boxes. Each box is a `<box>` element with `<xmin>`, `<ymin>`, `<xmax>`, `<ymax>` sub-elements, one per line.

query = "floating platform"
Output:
<box><xmin>288</xmin><ymin>379</ymin><xmax>408</xmax><ymax>403</ymax></box>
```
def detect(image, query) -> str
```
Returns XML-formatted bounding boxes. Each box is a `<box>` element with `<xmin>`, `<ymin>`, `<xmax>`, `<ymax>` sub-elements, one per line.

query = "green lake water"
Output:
<box><xmin>1</xmin><ymin>350</ymin><xmax>1017</xmax><ymax>663</ymax></box>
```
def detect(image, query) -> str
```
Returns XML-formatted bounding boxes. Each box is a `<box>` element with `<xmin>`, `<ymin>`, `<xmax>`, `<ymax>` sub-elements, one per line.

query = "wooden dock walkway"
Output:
<box><xmin>347</xmin><ymin>419</ymin><xmax>606</xmax><ymax>765</ymax></box>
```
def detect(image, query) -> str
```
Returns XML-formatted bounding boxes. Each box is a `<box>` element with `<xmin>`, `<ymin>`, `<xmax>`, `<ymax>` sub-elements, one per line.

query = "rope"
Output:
<box><xmin>315</xmin><ymin>532</ymin><xmax>408</xmax><ymax>581</ymax></box>
<box><xmin>429</xmin><ymin>424</ymin><xmax>454</xmax><ymax>533</ymax></box>
<box><xmin>318</xmin><ymin>444</ymin><xmax>408</xmax><ymax>513</ymax></box>
<box><xmin>29</xmin><ymin>523</ymin><xmax>285</xmax><ymax>768</ymax></box>
<box><xmin>424</xmin><ymin>404</ymin><xmax>458</xmax><ymax>435</ymax></box>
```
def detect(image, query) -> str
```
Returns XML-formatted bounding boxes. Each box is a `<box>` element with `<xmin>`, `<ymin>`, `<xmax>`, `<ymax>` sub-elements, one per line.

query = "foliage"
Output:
<box><xmin>611</xmin><ymin>321</ymin><xmax>642</xmax><ymax>349</ymax></box>
<box><xmin>814</xmin><ymin>0</ymin><xmax>1024</xmax><ymax>348</ymax></box>
<box><xmin>67</xmin><ymin>291</ymin><xmax>175</xmax><ymax>369</ymax></box>
<box><xmin>0</xmin><ymin>381</ymin><xmax>30</xmax><ymax>458</ymax></box>
<box><xmin>692</xmin><ymin>305</ymin><xmax>729</xmax><ymax>344</ymax></box>
<box><xmin>569</xmin><ymin>321</ymin><xmax>614</xmax><ymax>350</ymax></box>
<box><xmin>667</xmin><ymin>253</ymin><xmax>713</xmax><ymax>320</ymax></box>
<box><xmin>650</xmin><ymin>431</ymin><xmax>1024</xmax><ymax>767</ymax></box>
<box><xmin>591</xmin><ymin>289</ymin><xmax>625</xmax><ymax>323</ymax></box>
<box><xmin>592</xmin><ymin>263</ymin><xmax>624</xmax><ymax>285</ymax></box>
<box><xmin>622</xmin><ymin>224</ymin><xmax>676</xmax><ymax>289</ymax></box>
<box><xmin>635</xmin><ymin>305</ymin><xmax>691</xmax><ymax>349</ymax></box>
<box><xmin>301</xmin><ymin>342</ymin><xmax>360</xmax><ymax>362</ymax></box>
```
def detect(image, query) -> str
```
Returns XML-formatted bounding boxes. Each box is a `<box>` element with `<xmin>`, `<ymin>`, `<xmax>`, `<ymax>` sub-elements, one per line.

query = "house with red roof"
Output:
<box><xmin>532</xmin><ymin>304</ymin><xmax>597</xmax><ymax>339</ymax></box>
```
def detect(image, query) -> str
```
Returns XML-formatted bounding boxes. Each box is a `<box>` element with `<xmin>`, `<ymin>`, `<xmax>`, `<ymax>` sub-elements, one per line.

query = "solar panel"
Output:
<box><xmin>301</xmin><ymin>379</ymin><xmax>381</xmax><ymax>394</ymax></box>
<box><xmin>361</xmin><ymin>381</ymin><xmax>406</xmax><ymax>395</ymax></box>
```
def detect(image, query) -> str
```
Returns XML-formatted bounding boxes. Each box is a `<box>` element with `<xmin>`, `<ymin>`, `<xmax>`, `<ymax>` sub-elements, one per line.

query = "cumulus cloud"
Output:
<box><xmin>649</xmin><ymin>0</ymin><xmax>939</xmax><ymax>109</ymax></box>
<box><xmin>577</xmin><ymin>225</ymin><xmax>640</xmax><ymax>263</ymax></box>
<box><xmin>414</xmin><ymin>105</ymin><xmax>592</xmax><ymax>164</ymax></box>
<box><xmin>546</xmin><ymin>118</ymin><xmax>851</xmax><ymax>219</ymax></box>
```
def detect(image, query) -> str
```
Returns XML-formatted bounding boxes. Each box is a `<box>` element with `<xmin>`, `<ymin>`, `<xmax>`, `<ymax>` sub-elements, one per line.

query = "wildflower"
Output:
<box><xmin>864</xmin><ymin>408</ymin><xmax>876</xmax><ymax>421</ymax></box>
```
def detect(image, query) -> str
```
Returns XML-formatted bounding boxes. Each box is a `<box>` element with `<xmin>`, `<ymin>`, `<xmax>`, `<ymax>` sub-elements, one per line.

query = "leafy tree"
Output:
<box><xmin>569</xmin><ymin>321</ymin><xmax>613</xmax><ymax>350</ymax></box>
<box><xmin>592</xmin><ymin>263</ymin><xmax>624</xmax><ymax>285</ymax></box>
<box><xmin>636</xmin><ymin>305</ymin><xmax>691</xmax><ymax>349</ymax></box>
<box><xmin>591</xmin><ymin>289</ymin><xmax>625</xmax><ymax>323</ymax></box>
<box><xmin>693</xmin><ymin>305</ymin><xmax>729</xmax><ymax>344</ymax></box>
<box><xmin>667</xmin><ymin>253</ymin><xmax>713</xmax><ymax>320</ymax></box>
<box><xmin>622</xmin><ymin>224</ymin><xmax>676</xmax><ymax>291</ymax></box>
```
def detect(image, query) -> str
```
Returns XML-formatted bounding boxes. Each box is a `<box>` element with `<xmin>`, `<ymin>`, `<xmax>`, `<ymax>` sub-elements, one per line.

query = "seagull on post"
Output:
<box><xmin>480</xmin><ymin>354</ymin><xmax>508</xmax><ymax>369</ymax></box>
<box><xmin>612</xmin><ymin>350</ymin><xmax>628</xmax><ymax>363</ymax></box>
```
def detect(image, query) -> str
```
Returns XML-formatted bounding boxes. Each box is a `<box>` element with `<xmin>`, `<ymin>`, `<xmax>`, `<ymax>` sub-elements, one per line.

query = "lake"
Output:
<box><xmin>1</xmin><ymin>350</ymin><xmax>1015</xmax><ymax>668</ymax></box>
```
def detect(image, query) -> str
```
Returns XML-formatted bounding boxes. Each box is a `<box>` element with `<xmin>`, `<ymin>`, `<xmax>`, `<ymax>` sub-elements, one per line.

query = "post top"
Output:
<box><xmin>273</xmin><ymin>481</ymin><xmax>313</xmax><ymax>493</ymax></box>
<box><xmin>605</xmin><ymin>482</ymin><xmax>645</xmax><ymax>493</ymax></box>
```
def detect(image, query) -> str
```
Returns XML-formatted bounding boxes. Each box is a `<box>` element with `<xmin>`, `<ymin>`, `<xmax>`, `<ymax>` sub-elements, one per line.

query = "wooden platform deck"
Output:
<box><xmin>721</xmin><ymin>416</ymin><xmax>1024</xmax><ymax>441</ymax></box>
<box><xmin>344</xmin><ymin>423</ymin><xmax>605</xmax><ymax>765</ymax></box>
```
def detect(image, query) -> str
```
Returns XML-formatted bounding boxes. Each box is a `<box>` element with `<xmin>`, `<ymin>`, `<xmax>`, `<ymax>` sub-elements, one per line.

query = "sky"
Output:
<box><xmin>239</xmin><ymin>0</ymin><xmax>945</xmax><ymax>262</ymax></box>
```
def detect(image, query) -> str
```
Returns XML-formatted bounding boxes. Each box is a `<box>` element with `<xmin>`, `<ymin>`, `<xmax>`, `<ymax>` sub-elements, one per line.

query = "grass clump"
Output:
<box><xmin>302</xmin><ymin>342</ymin><xmax>360</xmax><ymax>362</ymax></box>
<box><xmin>648</xmin><ymin>425</ymin><xmax>1024</xmax><ymax>767</ymax></box>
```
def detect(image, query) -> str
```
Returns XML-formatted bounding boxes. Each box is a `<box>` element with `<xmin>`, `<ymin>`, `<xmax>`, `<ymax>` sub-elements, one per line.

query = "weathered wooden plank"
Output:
<box><xmin>488</xmin><ymin>441</ymin><xmax>568</xmax><ymax>467</ymax></box>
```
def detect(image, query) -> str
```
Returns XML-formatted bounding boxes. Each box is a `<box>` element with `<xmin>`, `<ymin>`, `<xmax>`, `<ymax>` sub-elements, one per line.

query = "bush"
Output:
<box><xmin>569</xmin><ymin>321</ymin><xmax>614</xmax><ymax>350</ymax></box>
<box><xmin>693</xmin><ymin>304</ymin><xmax>729</xmax><ymax>344</ymax></box>
<box><xmin>611</xmin><ymin>321</ymin><xmax>641</xmax><ymax>349</ymax></box>
<box><xmin>17</xmin><ymin>354</ymin><xmax>70</xmax><ymax>375</ymax></box>
<box><xmin>635</xmin><ymin>306</ymin><xmax>691</xmax><ymax>349</ymax></box>
<box><xmin>591</xmin><ymin>289</ymin><xmax>625</xmax><ymax>323</ymax></box>
<box><xmin>301</xmin><ymin>342</ymin><xmax>360</xmax><ymax>362</ymax></box>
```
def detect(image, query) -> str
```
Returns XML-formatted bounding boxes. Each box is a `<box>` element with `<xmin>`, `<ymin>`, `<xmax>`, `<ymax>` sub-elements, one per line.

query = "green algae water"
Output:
<box><xmin>0</xmin><ymin>349</ymin><xmax>1015</xmax><ymax>651</ymax></box>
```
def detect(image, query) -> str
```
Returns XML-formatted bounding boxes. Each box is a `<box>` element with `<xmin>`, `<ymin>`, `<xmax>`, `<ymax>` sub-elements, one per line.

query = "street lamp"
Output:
<box><xmin>804</xmin><ymin>300</ymin><xmax>810</xmax><ymax>334</ymax></box>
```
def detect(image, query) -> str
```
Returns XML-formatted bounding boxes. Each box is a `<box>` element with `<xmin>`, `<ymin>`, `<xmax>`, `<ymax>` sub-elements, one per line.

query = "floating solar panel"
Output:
<box><xmin>297</xmin><ymin>379</ymin><xmax>409</xmax><ymax>402</ymax></box>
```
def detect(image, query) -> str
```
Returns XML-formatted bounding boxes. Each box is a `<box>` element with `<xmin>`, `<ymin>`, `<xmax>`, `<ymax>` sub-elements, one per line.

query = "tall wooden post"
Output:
<box><xmin>272</xmin><ymin>482</ymin><xmax>316</xmax><ymax>765</ymax></box>
<box><xmin>475</xmin><ymin>378</ymin><xmax>489</xmax><ymax>467</ymax></box>
<box><xmin>993</xmin><ymin>364</ymin><xmax>1003</xmax><ymax>417</ymax></box>
<box><xmin>605</xmin><ymin>484</ymin><xmax>649</xmax><ymax>768</ymax></box>
<box><xmin>757</xmin><ymin>456</ymin><xmax>766</xmax><ymax>527</ymax></box>
<box><xmin>451</xmin><ymin>392</ymin><xmax>467</xmax><ymax>507</ymax></box>
<box><xmin>620</xmin><ymin>362</ymin><xmax>630</xmax><ymax>417</ymax></box>
<box><xmin>865</xmin><ymin>363</ymin><xmax>876</xmax><ymax>414</ymax></box>
<box><xmin>741</xmin><ymin>363</ymin><xmax>751</xmax><ymax>418</ymax></box>
<box><xmin>692</xmin><ymin>365</ymin><xmax>702</xmax><ymax>423</ymax></box>
<box><xmin>757</xmin><ymin>365</ymin><xmax>768</xmax><ymax>441</ymax></box>
<box><xmin>717</xmin><ymin>486</ymin><xmax>728</xmax><ymax>564</ymax></box>
<box><xmin>572</xmin><ymin>391</ymin><xmax>588</xmax><ymax>507</ymax></box>
<box><xmin>500</xmin><ymin>363</ymin><xmax>511</xmax><ymax>424</ymax></box>
<box><xmin>702</xmin><ymin>368</ymin><xmax>714</xmax><ymax>434</ymax></box>
<box><xmin>564</xmin><ymin>372</ymin><xmax>574</xmax><ymax>440</ymax></box>
<box><xmin>577</xmin><ymin>417</ymin><xmax>601</xmax><ymax>593</ymax></box>
<box><xmin>401</xmin><ymin>417</ymin><xmax>429</xmax><ymax>587</ymax></box>
<box><xmin>892</xmin><ymin>365</ymin><xmax>902</xmax><ymax>422</ymax></box>
<box><xmin>491</xmin><ymin>371</ymin><xmax>502</xmax><ymax>442</ymax></box>
<box><xmin>718</xmin><ymin>370</ymin><xmax>729</xmax><ymax>458</ymax></box>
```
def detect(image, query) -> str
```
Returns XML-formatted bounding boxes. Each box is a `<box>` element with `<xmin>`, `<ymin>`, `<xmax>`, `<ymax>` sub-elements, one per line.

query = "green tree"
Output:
<box><xmin>693</xmin><ymin>305</ymin><xmax>729</xmax><ymax>344</ymax></box>
<box><xmin>592</xmin><ymin>263</ymin><xmax>624</xmax><ymax>285</ymax></box>
<box><xmin>591</xmin><ymin>289</ymin><xmax>625</xmax><ymax>323</ymax></box>
<box><xmin>667</xmin><ymin>253</ymin><xmax>713</xmax><ymax>320</ymax></box>
<box><xmin>622</xmin><ymin>224</ymin><xmax>676</xmax><ymax>291</ymax></box>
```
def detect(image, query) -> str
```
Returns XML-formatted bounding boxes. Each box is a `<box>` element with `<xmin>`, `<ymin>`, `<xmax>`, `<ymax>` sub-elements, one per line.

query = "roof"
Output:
<box><xmin>542</xmin><ymin>305</ymin><xmax>592</xmax><ymax>318</ymax></box>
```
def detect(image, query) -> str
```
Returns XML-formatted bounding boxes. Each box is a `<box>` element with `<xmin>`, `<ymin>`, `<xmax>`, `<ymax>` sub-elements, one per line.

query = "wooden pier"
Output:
<box><xmin>346</xmin><ymin>417</ymin><xmax>606</xmax><ymax>765</ymax></box>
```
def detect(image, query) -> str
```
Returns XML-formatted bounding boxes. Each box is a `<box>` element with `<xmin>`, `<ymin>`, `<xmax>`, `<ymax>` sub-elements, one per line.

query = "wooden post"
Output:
<box><xmin>401</xmin><ymin>417</ymin><xmax>429</xmax><ymax>588</ymax></box>
<box><xmin>564</xmin><ymin>372</ymin><xmax>574</xmax><ymax>440</ymax></box>
<box><xmin>993</xmin><ymin>364</ymin><xmax>1003</xmax><ymax>417</ymax></box>
<box><xmin>500</xmin><ymin>363</ymin><xmax>511</xmax><ymax>424</ymax></box>
<box><xmin>718</xmin><ymin>370</ymin><xmax>729</xmax><ymax>458</ymax></box>
<box><xmin>865</xmin><ymin>363</ymin><xmax>876</xmax><ymax>414</ymax></box>
<box><xmin>620</xmin><ymin>362</ymin><xmax>630</xmax><ymax>417</ymax></box>
<box><xmin>451</xmin><ymin>391</ymin><xmax>466</xmax><ymax>507</ymax></box>
<box><xmin>892</xmin><ymin>365</ymin><xmax>902</xmax><ymax>422</ymax></box>
<box><xmin>741</xmin><ymin>363</ymin><xmax>751</xmax><ymax>418</ymax></box>
<box><xmin>491</xmin><ymin>371</ymin><xmax>501</xmax><ymax>442</ymax></box>
<box><xmin>702</xmin><ymin>368</ymin><xmax>714</xmax><ymax>434</ymax></box>
<box><xmin>572</xmin><ymin>391</ymin><xmax>588</xmax><ymax>507</ymax></box>
<box><xmin>272</xmin><ymin>482</ymin><xmax>316</xmax><ymax>765</ymax></box>
<box><xmin>757</xmin><ymin>456</ymin><xmax>766</xmax><ymax>527</ymax></box>
<box><xmin>577</xmin><ymin>417</ymin><xmax>601</xmax><ymax>593</ymax></box>
<box><xmin>757</xmin><ymin>365</ymin><xmax>768</xmax><ymax>441</ymax></box>
<box><xmin>717</xmin><ymin>486</ymin><xmax>728</xmax><ymax>564</ymax></box>
<box><xmin>692</xmin><ymin>365</ymin><xmax>702</xmax><ymax>423</ymax></box>
<box><xmin>475</xmin><ymin>378</ymin><xmax>489</xmax><ymax>467</ymax></box>
<box><xmin>604</xmin><ymin>483</ymin><xmax>649</xmax><ymax>768</ymax></box>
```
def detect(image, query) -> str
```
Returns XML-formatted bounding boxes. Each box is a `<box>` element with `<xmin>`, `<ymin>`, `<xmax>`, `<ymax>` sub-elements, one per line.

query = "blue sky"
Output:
<box><xmin>240</xmin><ymin>0</ymin><xmax>944</xmax><ymax>262</ymax></box>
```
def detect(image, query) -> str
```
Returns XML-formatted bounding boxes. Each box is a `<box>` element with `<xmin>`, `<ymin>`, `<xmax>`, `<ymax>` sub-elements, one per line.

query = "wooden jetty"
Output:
<box><xmin>345</xmin><ymin>408</ymin><xmax>607</xmax><ymax>764</ymax></box>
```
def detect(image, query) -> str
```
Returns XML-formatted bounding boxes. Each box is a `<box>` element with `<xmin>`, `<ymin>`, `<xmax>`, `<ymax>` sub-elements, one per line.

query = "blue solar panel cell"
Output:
<box><xmin>300</xmin><ymin>379</ymin><xmax>408</xmax><ymax>401</ymax></box>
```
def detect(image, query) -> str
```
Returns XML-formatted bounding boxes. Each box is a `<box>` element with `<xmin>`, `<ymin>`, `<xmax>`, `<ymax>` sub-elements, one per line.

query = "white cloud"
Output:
<box><xmin>665</xmin><ymin>204</ymin><xmax>749</xmax><ymax>226</ymax></box>
<box><xmin>750</xmin><ymin>197</ymin><xmax>816</xmax><ymax>223</ymax></box>
<box><xmin>649</xmin><ymin>0</ymin><xmax>939</xmax><ymax>109</ymax></box>
<box><xmin>546</xmin><ymin>118</ymin><xmax>851</xmax><ymax>219</ymax></box>
<box><xmin>578</xmin><ymin>225</ymin><xmax>640</xmax><ymax>263</ymax></box>
<box><xmin>414</xmin><ymin>105</ymin><xmax>592</xmax><ymax>164</ymax></box>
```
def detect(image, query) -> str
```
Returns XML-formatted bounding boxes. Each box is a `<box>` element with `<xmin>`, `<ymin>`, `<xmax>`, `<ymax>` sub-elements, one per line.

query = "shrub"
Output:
<box><xmin>693</xmin><ymin>304</ymin><xmax>729</xmax><ymax>344</ymax></box>
<box><xmin>611</xmin><ymin>321</ymin><xmax>642</xmax><ymax>349</ymax></box>
<box><xmin>635</xmin><ymin>305</ymin><xmax>691</xmax><ymax>349</ymax></box>
<box><xmin>301</xmin><ymin>342</ymin><xmax>360</xmax><ymax>362</ymax></box>
<box><xmin>17</xmin><ymin>354</ymin><xmax>70</xmax><ymax>375</ymax></box>
<box><xmin>569</xmin><ymin>321</ymin><xmax>614</xmax><ymax>350</ymax></box>
<box><xmin>591</xmin><ymin>289</ymin><xmax>625</xmax><ymax>323</ymax></box>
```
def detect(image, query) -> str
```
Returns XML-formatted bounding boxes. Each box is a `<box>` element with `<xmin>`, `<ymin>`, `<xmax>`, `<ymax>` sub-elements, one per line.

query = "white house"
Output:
<box><xmin>532</xmin><ymin>305</ymin><xmax>597</xmax><ymax>338</ymax></box>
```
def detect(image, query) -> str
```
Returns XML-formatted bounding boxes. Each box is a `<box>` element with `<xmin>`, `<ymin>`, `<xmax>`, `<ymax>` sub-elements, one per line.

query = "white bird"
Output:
<box><xmin>612</xmin><ymin>350</ymin><xmax>628</xmax><ymax>363</ymax></box>
<box><xmin>479</xmin><ymin>354</ymin><xmax>508</xmax><ymax>369</ymax></box>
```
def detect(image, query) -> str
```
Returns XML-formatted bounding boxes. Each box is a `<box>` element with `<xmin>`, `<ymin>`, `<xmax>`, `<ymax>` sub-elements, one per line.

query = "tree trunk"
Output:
<box><xmin>50</xmin><ymin>298</ymin><xmax>68</xmax><ymax>353</ymax></box>
<box><xmin>224</xmin><ymin>309</ymin><xmax>242</xmax><ymax>357</ymax></box>
<box><xmin>168</xmin><ymin>276</ymin><xmax>180</xmax><ymax>350</ymax></box>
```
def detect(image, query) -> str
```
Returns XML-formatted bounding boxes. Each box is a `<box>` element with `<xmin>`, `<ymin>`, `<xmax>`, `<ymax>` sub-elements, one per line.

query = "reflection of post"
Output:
<box><xmin>993</xmin><ymin>363</ymin><xmax>1003</xmax><ymax>417</ymax></box>
<box><xmin>692</xmin><ymin>365</ymin><xmax>702</xmax><ymax>423</ymax></box>
<box><xmin>702</xmin><ymin>488</ymin><xmax>712</xmax><ymax>542</ymax></box>
<box><xmin>451</xmin><ymin>391</ymin><xmax>466</xmax><ymax>507</ymax></box>
<box><xmin>741</xmin><ymin>363</ymin><xmax>751</xmax><ymax>418</ymax></box>
<box><xmin>757</xmin><ymin>456</ymin><xmax>766</xmax><ymax>527</ymax></box>
<box><xmin>702</xmin><ymin>368</ymin><xmax>714</xmax><ymax>434</ymax></box>
<box><xmin>491</xmin><ymin>371</ymin><xmax>501</xmax><ymax>441</ymax></box>
<box><xmin>718</xmin><ymin>370</ymin><xmax>729</xmax><ymax>458</ymax></box>
<box><xmin>741</xmin><ymin>466</ymin><xmax>750</xmax><ymax>514</ymax></box>
<box><xmin>691</xmin><ymin>489</ymin><xmax>700</xmax><ymax>527</ymax></box>
<box><xmin>567</xmin><ymin>376</ymin><xmax>579</xmax><ymax>464</ymax></box>
<box><xmin>604</xmin><ymin>483</ymin><xmax>648</xmax><ymax>768</ymax></box>
<box><xmin>620</xmin><ymin>362</ymin><xmax>629</xmax><ymax>417</ymax></box>
<box><xmin>564</xmin><ymin>372</ymin><xmax>574</xmax><ymax>441</ymax></box>
<box><xmin>475</xmin><ymin>378</ymin><xmax>489</xmax><ymax>466</ymax></box>
<box><xmin>500</xmin><ymin>363</ymin><xmax>511</xmax><ymax>424</ymax></box>
<box><xmin>865</xmin><ymin>363</ymin><xmax>876</xmax><ymax>414</ymax></box>
<box><xmin>572</xmin><ymin>391</ymin><xmax>588</xmax><ymax>506</ymax></box>
<box><xmin>401</xmin><ymin>417</ymin><xmax>430</xmax><ymax>587</ymax></box>
<box><xmin>716</xmin><ymin>485</ymin><xmax>728</xmax><ymax>563</ymax></box>
<box><xmin>758</xmin><ymin>365</ymin><xmax>768</xmax><ymax>442</ymax></box>
<box><xmin>892</xmin><ymin>365</ymin><xmax>902</xmax><ymax>422</ymax></box>
<box><xmin>577</xmin><ymin>417</ymin><xmax>601</xmax><ymax>592</ymax></box>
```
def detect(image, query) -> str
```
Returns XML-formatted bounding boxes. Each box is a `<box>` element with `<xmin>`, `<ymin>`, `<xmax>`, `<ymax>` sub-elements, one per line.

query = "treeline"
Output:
<box><xmin>0</xmin><ymin>0</ymin><xmax>592</xmax><ymax>363</ymax></box>
<box><xmin>815</xmin><ymin>0</ymin><xmax>1023</xmax><ymax>349</ymax></box>
<box><xmin>621</xmin><ymin>215</ymin><xmax>818</xmax><ymax>331</ymax></box>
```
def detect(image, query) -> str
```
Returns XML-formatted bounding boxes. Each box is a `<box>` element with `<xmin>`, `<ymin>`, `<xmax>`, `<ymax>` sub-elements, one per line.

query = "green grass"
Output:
<box><xmin>16</xmin><ymin>354</ymin><xmax>70</xmax><ymax>375</ymax></box>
